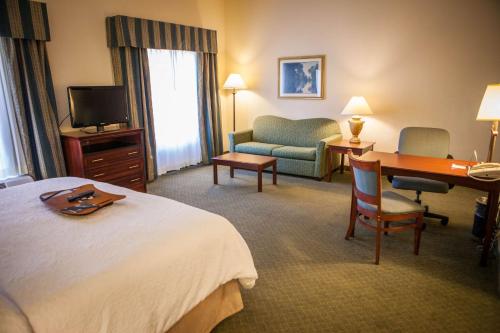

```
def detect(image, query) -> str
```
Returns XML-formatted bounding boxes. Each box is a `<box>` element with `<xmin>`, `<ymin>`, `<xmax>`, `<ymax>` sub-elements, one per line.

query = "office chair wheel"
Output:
<box><xmin>440</xmin><ymin>218</ymin><xmax>449</xmax><ymax>226</ymax></box>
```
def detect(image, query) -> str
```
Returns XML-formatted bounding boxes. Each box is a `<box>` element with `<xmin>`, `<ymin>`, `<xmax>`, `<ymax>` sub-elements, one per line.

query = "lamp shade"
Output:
<box><xmin>341</xmin><ymin>96</ymin><xmax>373</xmax><ymax>116</ymax></box>
<box><xmin>476</xmin><ymin>84</ymin><xmax>500</xmax><ymax>121</ymax></box>
<box><xmin>223</xmin><ymin>73</ymin><xmax>246</xmax><ymax>90</ymax></box>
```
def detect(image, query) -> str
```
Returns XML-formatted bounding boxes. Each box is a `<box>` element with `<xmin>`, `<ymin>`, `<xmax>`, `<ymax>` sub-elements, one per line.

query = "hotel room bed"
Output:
<box><xmin>0</xmin><ymin>177</ymin><xmax>257</xmax><ymax>333</ymax></box>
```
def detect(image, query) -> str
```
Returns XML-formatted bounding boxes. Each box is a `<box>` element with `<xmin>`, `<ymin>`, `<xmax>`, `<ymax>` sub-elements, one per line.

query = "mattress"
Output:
<box><xmin>0</xmin><ymin>177</ymin><xmax>257</xmax><ymax>333</ymax></box>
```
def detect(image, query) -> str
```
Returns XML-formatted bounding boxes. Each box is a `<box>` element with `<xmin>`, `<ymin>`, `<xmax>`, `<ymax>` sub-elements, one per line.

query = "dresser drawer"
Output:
<box><xmin>112</xmin><ymin>175</ymin><xmax>146</xmax><ymax>191</ymax></box>
<box><xmin>86</xmin><ymin>160</ymin><xmax>144</xmax><ymax>182</ymax></box>
<box><xmin>84</xmin><ymin>145</ymin><xmax>142</xmax><ymax>169</ymax></box>
<box><xmin>124</xmin><ymin>182</ymin><xmax>146</xmax><ymax>192</ymax></box>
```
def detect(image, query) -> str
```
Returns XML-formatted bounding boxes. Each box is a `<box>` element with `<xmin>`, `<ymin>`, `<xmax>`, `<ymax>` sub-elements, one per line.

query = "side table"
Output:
<box><xmin>326</xmin><ymin>140</ymin><xmax>375</xmax><ymax>182</ymax></box>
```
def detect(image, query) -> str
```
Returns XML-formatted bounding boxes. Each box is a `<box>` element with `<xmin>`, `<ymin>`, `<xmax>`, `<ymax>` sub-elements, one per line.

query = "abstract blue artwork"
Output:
<box><xmin>279</xmin><ymin>55</ymin><xmax>324</xmax><ymax>99</ymax></box>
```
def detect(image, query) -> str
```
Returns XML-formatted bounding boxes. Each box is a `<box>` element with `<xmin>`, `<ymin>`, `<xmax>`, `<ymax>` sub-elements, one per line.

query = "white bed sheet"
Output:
<box><xmin>0</xmin><ymin>177</ymin><xmax>257</xmax><ymax>333</ymax></box>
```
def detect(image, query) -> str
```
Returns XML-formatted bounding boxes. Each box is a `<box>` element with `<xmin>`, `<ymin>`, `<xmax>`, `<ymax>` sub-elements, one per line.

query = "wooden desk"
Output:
<box><xmin>359</xmin><ymin>151</ymin><xmax>499</xmax><ymax>266</ymax></box>
<box><xmin>326</xmin><ymin>140</ymin><xmax>375</xmax><ymax>181</ymax></box>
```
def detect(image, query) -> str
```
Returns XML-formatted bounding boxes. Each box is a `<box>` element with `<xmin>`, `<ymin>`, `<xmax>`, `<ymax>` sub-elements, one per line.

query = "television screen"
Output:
<box><xmin>68</xmin><ymin>86</ymin><xmax>129</xmax><ymax>129</ymax></box>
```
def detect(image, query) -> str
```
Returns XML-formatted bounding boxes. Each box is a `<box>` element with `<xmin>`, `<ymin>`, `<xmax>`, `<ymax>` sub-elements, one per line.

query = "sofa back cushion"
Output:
<box><xmin>253</xmin><ymin>115</ymin><xmax>341</xmax><ymax>147</ymax></box>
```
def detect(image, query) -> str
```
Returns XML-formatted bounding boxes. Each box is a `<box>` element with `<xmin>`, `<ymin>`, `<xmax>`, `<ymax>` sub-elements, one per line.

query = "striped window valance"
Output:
<box><xmin>0</xmin><ymin>0</ymin><xmax>50</xmax><ymax>41</ymax></box>
<box><xmin>106</xmin><ymin>15</ymin><xmax>218</xmax><ymax>54</ymax></box>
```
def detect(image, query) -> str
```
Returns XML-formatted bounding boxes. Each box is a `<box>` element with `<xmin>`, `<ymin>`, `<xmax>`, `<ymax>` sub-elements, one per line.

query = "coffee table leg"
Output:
<box><xmin>272</xmin><ymin>162</ymin><xmax>277</xmax><ymax>185</ymax></box>
<box><xmin>258</xmin><ymin>169</ymin><xmax>263</xmax><ymax>192</ymax></box>
<box><xmin>213</xmin><ymin>163</ymin><xmax>218</xmax><ymax>184</ymax></box>
<box><xmin>340</xmin><ymin>154</ymin><xmax>345</xmax><ymax>174</ymax></box>
<box><xmin>230</xmin><ymin>166</ymin><xmax>234</xmax><ymax>178</ymax></box>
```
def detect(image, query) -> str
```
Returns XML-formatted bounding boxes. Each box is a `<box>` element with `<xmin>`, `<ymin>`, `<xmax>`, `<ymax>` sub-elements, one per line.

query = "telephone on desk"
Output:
<box><xmin>467</xmin><ymin>163</ymin><xmax>500</xmax><ymax>181</ymax></box>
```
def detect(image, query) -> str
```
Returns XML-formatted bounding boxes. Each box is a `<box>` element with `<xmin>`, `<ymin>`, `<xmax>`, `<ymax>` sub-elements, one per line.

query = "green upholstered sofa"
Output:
<box><xmin>228</xmin><ymin>115</ymin><xmax>342</xmax><ymax>178</ymax></box>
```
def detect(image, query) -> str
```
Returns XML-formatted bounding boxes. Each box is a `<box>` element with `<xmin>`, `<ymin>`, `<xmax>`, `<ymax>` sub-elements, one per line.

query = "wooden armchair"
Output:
<box><xmin>345</xmin><ymin>151</ymin><xmax>425</xmax><ymax>264</ymax></box>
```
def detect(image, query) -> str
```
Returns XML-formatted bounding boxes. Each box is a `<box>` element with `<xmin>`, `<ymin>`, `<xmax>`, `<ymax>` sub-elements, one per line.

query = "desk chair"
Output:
<box><xmin>345</xmin><ymin>151</ymin><xmax>425</xmax><ymax>264</ymax></box>
<box><xmin>389</xmin><ymin>127</ymin><xmax>453</xmax><ymax>226</ymax></box>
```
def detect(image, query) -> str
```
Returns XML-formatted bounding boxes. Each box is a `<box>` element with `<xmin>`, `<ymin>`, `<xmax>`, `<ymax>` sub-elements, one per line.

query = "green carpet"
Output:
<box><xmin>148</xmin><ymin>166</ymin><xmax>499</xmax><ymax>332</ymax></box>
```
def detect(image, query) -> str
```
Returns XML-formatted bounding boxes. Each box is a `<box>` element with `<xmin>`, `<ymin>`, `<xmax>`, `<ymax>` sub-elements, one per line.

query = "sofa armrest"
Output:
<box><xmin>316</xmin><ymin>134</ymin><xmax>343</xmax><ymax>152</ymax></box>
<box><xmin>229</xmin><ymin>129</ymin><xmax>253</xmax><ymax>152</ymax></box>
<box><xmin>314</xmin><ymin>134</ymin><xmax>343</xmax><ymax>178</ymax></box>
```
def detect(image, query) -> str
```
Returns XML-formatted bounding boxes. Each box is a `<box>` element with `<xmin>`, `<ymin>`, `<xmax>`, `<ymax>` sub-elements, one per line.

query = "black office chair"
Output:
<box><xmin>388</xmin><ymin>127</ymin><xmax>454</xmax><ymax>226</ymax></box>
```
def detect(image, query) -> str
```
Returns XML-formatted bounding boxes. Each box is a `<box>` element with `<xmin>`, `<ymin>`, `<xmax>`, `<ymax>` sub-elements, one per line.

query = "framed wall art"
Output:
<box><xmin>278</xmin><ymin>55</ymin><xmax>325</xmax><ymax>99</ymax></box>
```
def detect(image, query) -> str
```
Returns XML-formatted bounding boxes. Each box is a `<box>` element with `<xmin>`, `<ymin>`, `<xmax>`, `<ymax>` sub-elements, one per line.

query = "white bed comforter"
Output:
<box><xmin>0</xmin><ymin>177</ymin><xmax>257</xmax><ymax>333</ymax></box>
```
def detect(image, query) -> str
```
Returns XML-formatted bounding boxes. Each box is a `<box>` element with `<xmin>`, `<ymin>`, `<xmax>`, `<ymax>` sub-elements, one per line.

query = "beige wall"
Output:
<box><xmin>45</xmin><ymin>0</ymin><xmax>500</xmax><ymax>159</ymax></box>
<box><xmin>45</xmin><ymin>0</ymin><xmax>230</xmax><ymax>140</ymax></box>
<box><xmin>224</xmin><ymin>0</ymin><xmax>500</xmax><ymax>160</ymax></box>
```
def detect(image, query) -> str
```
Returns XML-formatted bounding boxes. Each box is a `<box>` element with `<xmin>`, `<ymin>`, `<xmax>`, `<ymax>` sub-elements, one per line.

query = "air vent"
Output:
<box><xmin>0</xmin><ymin>175</ymin><xmax>34</xmax><ymax>189</ymax></box>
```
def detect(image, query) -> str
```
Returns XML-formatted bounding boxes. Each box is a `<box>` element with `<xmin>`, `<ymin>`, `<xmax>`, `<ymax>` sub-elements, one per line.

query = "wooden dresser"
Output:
<box><xmin>60</xmin><ymin>128</ymin><xmax>147</xmax><ymax>192</ymax></box>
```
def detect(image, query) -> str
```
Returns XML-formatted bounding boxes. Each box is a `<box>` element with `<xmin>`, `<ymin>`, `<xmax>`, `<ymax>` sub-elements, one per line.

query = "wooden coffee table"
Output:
<box><xmin>212</xmin><ymin>153</ymin><xmax>277</xmax><ymax>192</ymax></box>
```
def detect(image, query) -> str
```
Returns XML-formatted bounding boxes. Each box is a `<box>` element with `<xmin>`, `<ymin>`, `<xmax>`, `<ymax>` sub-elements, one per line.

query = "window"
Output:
<box><xmin>0</xmin><ymin>49</ymin><xmax>26</xmax><ymax>180</ymax></box>
<box><xmin>147</xmin><ymin>49</ymin><xmax>201</xmax><ymax>175</ymax></box>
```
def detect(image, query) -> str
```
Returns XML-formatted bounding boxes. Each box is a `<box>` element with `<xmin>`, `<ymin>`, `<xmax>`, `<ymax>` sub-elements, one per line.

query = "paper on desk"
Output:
<box><xmin>451</xmin><ymin>163</ymin><xmax>467</xmax><ymax>170</ymax></box>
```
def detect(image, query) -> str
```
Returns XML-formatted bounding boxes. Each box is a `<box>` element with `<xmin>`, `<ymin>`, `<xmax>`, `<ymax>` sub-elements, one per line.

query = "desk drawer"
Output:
<box><xmin>86</xmin><ymin>159</ymin><xmax>144</xmax><ymax>182</ymax></box>
<box><xmin>84</xmin><ymin>145</ymin><xmax>142</xmax><ymax>169</ymax></box>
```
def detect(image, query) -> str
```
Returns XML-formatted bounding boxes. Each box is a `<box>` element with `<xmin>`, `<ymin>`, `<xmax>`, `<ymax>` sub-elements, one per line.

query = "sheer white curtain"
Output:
<box><xmin>0</xmin><ymin>47</ymin><xmax>27</xmax><ymax>180</ymax></box>
<box><xmin>147</xmin><ymin>49</ymin><xmax>201</xmax><ymax>175</ymax></box>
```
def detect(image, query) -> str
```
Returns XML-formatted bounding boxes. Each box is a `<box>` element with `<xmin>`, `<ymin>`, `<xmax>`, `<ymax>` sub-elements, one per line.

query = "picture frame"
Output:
<box><xmin>278</xmin><ymin>55</ymin><xmax>325</xmax><ymax>99</ymax></box>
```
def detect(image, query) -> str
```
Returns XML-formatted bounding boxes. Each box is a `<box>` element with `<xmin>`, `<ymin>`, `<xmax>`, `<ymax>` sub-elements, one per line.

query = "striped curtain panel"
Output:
<box><xmin>197</xmin><ymin>53</ymin><xmax>223</xmax><ymax>162</ymax></box>
<box><xmin>110</xmin><ymin>47</ymin><xmax>157</xmax><ymax>180</ymax></box>
<box><xmin>107</xmin><ymin>15</ymin><xmax>223</xmax><ymax>173</ymax></box>
<box><xmin>0</xmin><ymin>37</ymin><xmax>65</xmax><ymax>179</ymax></box>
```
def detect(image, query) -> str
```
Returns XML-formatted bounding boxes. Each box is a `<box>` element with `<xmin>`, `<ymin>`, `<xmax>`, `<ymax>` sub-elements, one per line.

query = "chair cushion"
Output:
<box><xmin>235</xmin><ymin>142</ymin><xmax>283</xmax><ymax>156</ymax></box>
<box><xmin>392</xmin><ymin>176</ymin><xmax>449</xmax><ymax>194</ymax></box>
<box><xmin>271</xmin><ymin>146</ymin><xmax>316</xmax><ymax>161</ymax></box>
<box><xmin>358</xmin><ymin>191</ymin><xmax>425</xmax><ymax>215</ymax></box>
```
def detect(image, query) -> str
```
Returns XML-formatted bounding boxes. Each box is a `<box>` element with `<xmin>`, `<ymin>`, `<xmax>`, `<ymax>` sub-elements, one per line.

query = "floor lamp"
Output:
<box><xmin>223</xmin><ymin>73</ymin><xmax>246</xmax><ymax>132</ymax></box>
<box><xmin>476</xmin><ymin>84</ymin><xmax>500</xmax><ymax>162</ymax></box>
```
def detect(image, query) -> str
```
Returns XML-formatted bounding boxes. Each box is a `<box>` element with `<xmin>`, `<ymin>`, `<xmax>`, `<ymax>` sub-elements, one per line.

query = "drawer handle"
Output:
<box><xmin>128</xmin><ymin>164</ymin><xmax>139</xmax><ymax>169</ymax></box>
<box><xmin>91</xmin><ymin>158</ymin><xmax>104</xmax><ymax>163</ymax></box>
<box><xmin>128</xmin><ymin>151</ymin><xmax>138</xmax><ymax>156</ymax></box>
<box><xmin>93</xmin><ymin>173</ymin><xmax>105</xmax><ymax>178</ymax></box>
<box><xmin>130</xmin><ymin>178</ymin><xmax>141</xmax><ymax>183</ymax></box>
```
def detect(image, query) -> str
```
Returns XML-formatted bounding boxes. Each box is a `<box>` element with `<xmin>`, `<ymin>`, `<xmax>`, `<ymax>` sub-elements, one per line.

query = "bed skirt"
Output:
<box><xmin>167</xmin><ymin>280</ymin><xmax>243</xmax><ymax>333</ymax></box>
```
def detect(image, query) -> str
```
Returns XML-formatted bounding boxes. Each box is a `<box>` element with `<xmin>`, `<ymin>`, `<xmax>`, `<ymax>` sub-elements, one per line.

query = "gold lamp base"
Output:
<box><xmin>348</xmin><ymin>116</ymin><xmax>365</xmax><ymax>144</ymax></box>
<box><xmin>486</xmin><ymin>120</ymin><xmax>499</xmax><ymax>162</ymax></box>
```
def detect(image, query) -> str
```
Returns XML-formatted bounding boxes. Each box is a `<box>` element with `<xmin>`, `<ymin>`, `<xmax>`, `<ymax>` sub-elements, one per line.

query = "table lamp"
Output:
<box><xmin>476</xmin><ymin>84</ymin><xmax>500</xmax><ymax>162</ymax></box>
<box><xmin>223</xmin><ymin>73</ymin><xmax>246</xmax><ymax>131</ymax></box>
<box><xmin>341</xmin><ymin>96</ymin><xmax>373</xmax><ymax>143</ymax></box>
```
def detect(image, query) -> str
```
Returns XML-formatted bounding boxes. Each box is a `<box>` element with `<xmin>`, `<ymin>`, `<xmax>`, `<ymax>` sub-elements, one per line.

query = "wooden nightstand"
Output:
<box><xmin>326</xmin><ymin>140</ymin><xmax>375</xmax><ymax>182</ymax></box>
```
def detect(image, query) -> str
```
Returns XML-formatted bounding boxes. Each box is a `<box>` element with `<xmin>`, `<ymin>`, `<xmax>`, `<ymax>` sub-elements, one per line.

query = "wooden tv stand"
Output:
<box><xmin>60</xmin><ymin>128</ymin><xmax>147</xmax><ymax>192</ymax></box>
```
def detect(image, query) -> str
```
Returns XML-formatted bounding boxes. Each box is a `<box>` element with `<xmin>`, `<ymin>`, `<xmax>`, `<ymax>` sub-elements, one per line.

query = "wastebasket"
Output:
<box><xmin>472</xmin><ymin>196</ymin><xmax>488</xmax><ymax>238</ymax></box>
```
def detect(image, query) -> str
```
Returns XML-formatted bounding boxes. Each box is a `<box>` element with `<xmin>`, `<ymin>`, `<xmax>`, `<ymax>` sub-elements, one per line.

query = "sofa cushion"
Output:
<box><xmin>271</xmin><ymin>146</ymin><xmax>316</xmax><ymax>161</ymax></box>
<box><xmin>235</xmin><ymin>142</ymin><xmax>283</xmax><ymax>155</ymax></box>
<box><xmin>276</xmin><ymin>157</ymin><xmax>316</xmax><ymax>177</ymax></box>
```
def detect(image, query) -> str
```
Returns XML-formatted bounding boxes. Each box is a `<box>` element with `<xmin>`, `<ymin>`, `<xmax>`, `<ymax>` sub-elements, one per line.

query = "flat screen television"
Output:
<box><xmin>68</xmin><ymin>86</ymin><xmax>129</xmax><ymax>132</ymax></box>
